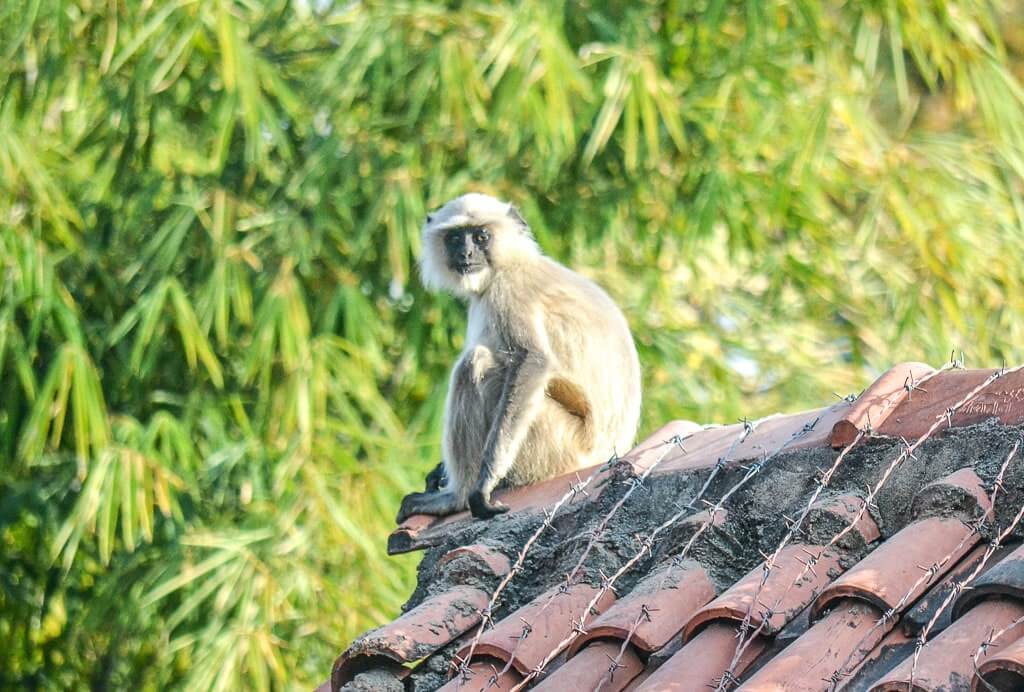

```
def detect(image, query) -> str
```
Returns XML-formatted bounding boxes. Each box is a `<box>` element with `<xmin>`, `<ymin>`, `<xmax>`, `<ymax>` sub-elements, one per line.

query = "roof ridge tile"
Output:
<box><xmin>829</xmin><ymin>362</ymin><xmax>935</xmax><ymax>448</ymax></box>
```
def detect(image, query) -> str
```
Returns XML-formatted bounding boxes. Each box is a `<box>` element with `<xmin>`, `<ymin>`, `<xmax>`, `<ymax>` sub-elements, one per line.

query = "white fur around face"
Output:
<box><xmin>419</xmin><ymin>193</ymin><xmax>539</xmax><ymax>298</ymax></box>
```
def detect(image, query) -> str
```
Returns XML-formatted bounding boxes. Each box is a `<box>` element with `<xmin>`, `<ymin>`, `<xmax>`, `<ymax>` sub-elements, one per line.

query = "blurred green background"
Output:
<box><xmin>2</xmin><ymin>0</ymin><xmax>1024</xmax><ymax>689</ymax></box>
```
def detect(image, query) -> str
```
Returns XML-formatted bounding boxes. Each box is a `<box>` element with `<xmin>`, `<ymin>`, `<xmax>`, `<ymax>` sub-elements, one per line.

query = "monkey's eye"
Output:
<box><xmin>473</xmin><ymin>228</ymin><xmax>490</xmax><ymax>245</ymax></box>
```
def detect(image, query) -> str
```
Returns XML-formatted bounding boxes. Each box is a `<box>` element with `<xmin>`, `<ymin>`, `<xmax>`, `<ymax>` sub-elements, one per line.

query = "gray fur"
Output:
<box><xmin>397</xmin><ymin>193</ymin><xmax>642</xmax><ymax>522</ymax></box>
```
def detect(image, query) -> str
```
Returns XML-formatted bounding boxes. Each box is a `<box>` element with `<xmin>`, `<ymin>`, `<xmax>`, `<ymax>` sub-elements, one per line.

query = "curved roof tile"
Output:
<box><xmin>566</xmin><ymin>559</ymin><xmax>716</xmax><ymax>658</ymax></box>
<box><xmin>954</xmin><ymin>542</ymin><xmax>1024</xmax><ymax>620</ymax></box>
<box><xmin>331</xmin><ymin>586</ymin><xmax>488</xmax><ymax>690</ymax></box>
<box><xmin>870</xmin><ymin>599</ymin><xmax>1024</xmax><ymax>691</ymax></box>
<box><xmin>456</xmin><ymin>582</ymin><xmax>616</xmax><ymax>676</ymax></box>
<box><xmin>975</xmin><ymin>632</ymin><xmax>1024</xmax><ymax>691</ymax></box>
<box><xmin>334</xmin><ymin>365</ymin><xmax>1024</xmax><ymax>691</ymax></box>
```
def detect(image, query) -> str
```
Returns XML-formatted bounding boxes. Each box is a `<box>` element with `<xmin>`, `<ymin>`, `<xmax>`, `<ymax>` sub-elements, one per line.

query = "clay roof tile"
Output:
<box><xmin>634</xmin><ymin>622</ymin><xmax>767</xmax><ymax>692</ymax></box>
<box><xmin>812</xmin><ymin>515</ymin><xmax>982</xmax><ymax>620</ymax></box>
<box><xmin>532</xmin><ymin>640</ymin><xmax>644</xmax><ymax>692</ymax></box>
<box><xmin>738</xmin><ymin>598</ymin><xmax>889</xmax><ymax>691</ymax></box>
<box><xmin>684</xmin><ymin>543</ymin><xmax>843</xmax><ymax>641</ymax></box>
<box><xmin>975</xmin><ymin>632</ymin><xmax>1024</xmax><ymax>691</ymax></box>
<box><xmin>829</xmin><ymin>361</ymin><xmax>935</xmax><ymax>448</ymax></box>
<box><xmin>911</xmin><ymin>466</ymin><xmax>992</xmax><ymax>521</ymax></box>
<box><xmin>435</xmin><ymin>660</ymin><xmax>522</xmax><ymax>692</ymax></box>
<box><xmin>565</xmin><ymin>559</ymin><xmax>716</xmax><ymax>658</ymax></box>
<box><xmin>456</xmin><ymin>582</ymin><xmax>616</xmax><ymax>676</ymax></box>
<box><xmin>438</xmin><ymin>544</ymin><xmax>512</xmax><ymax>579</ymax></box>
<box><xmin>331</xmin><ymin>586</ymin><xmax>489</xmax><ymax>690</ymax></box>
<box><xmin>876</xmin><ymin>367</ymin><xmax>1024</xmax><ymax>438</ymax></box>
<box><xmin>870</xmin><ymin>599</ymin><xmax>1024</xmax><ymax>691</ymax></box>
<box><xmin>954</xmin><ymin>541</ymin><xmax>1024</xmax><ymax>620</ymax></box>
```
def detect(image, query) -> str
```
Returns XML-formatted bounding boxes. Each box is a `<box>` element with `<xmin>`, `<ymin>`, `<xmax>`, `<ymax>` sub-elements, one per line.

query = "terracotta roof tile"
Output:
<box><xmin>332</xmin><ymin>586</ymin><xmax>488</xmax><ymax>689</ymax></box>
<box><xmin>652</xmin><ymin>404</ymin><xmax>841</xmax><ymax>478</ymax></box>
<box><xmin>829</xmin><ymin>362</ymin><xmax>934</xmax><ymax>448</ymax></box>
<box><xmin>870</xmin><ymin>599</ymin><xmax>1024</xmax><ymax>691</ymax></box>
<box><xmin>803</xmin><ymin>493</ymin><xmax>882</xmax><ymax>546</ymax></box>
<box><xmin>684</xmin><ymin>543</ymin><xmax>845</xmax><ymax>640</ymax></box>
<box><xmin>438</xmin><ymin>544</ymin><xmax>512</xmax><ymax>578</ymax></box>
<box><xmin>634</xmin><ymin>622</ymin><xmax>767</xmax><ymax>691</ymax></box>
<box><xmin>532</xmin><ymin>639</ymin><xmax>644</xmax><ymax>692</ymax></box>
<box><xmin>436</xmin><ymin>660</ymin><xmax>522</xmax><ymax>692</ymax></box>
<box><xmin>876</xmin><ymin>367</ymin><xmax>1024</xmax><ymax>438</ymax></box>
<box><xmin>621</xmin><ymin>420</ymin><xmax>705</xmax><ymax>475</ymax></box>
<box><xmin>911</xmin><ymin>466</ymin><xmax>992</xmax><ymax>519</ymax></box>
<box><xmin>842</xmin><ymin>626</ymin><xmax>917</xmax><ymax>691</ymax></box>
<box><xmin>953</xmin><ymin>541</ymin><xmax>1024</xmax><ymax>619</ymax></box>
<box><xmin>456</xmin><ymin>582</ymin><xmax>616</xmax><ymax>677</ymax></box>
<box><xmin>812</xmin><ymin>513</ymin><xmax>982</xmax><ymax>619</ymax></box>
<box><xmin>333</xmin><ymin>364</ymin><xmax>1024</xmax><ymax>691</ymax></box>
<box><xmin>900</xmin><ymin>543</ymin><xmax>1007</xmax><ymax>638</ymax></box>
<box><xmin>739</xmin><ymin>598</ymin><xmax>888</xmax><ymax>690</ymax></box>
<box><xmin>564</xmin><ymin>559</ymin><xmax>715</xmax><ymax>658</ymax></box>
<box><xmin>975</xmin><ymin>632</ymin><xmax>1024</xmax><ymax>691</ymax></box>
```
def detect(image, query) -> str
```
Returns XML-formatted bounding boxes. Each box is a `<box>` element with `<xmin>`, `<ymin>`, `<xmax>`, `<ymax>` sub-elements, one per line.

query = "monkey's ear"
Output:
<box><xmin>507</xmin><ymin>205</ymin><xmax>528</xmax><ymax>229</ymax></box>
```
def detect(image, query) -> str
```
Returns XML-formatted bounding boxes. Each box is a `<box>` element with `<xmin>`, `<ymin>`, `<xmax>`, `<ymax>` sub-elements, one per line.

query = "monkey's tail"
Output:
<box><xmin>545</xmin><ymin>377</ymin><xmax>595</xmax><ymax>452</ymax></box>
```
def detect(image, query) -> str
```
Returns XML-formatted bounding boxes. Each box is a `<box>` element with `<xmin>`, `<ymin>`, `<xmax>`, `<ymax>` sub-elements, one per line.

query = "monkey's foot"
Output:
<box><xmin>396</xmin><ymin>490</ymin><xmax>459</xmax><ymax>524</ymax></box>
<box><xmin>469</xmin><ymin>490</ymin><xmax>510</xmax><ymax>520</ymax></box>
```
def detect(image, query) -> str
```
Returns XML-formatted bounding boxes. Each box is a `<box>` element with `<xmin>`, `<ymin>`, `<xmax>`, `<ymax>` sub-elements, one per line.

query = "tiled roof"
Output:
<box><xmin>328</xmin><ymin>362</ymin><xmax>1024</xmax><ymax>692</ymax></box>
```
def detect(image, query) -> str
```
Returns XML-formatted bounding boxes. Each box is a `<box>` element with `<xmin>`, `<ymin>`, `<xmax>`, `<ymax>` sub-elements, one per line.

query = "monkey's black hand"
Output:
<box><xmin>424</xmin><ymin>462</ymin><xmax>446</xmax><ymax>492</ymax></box>
<box><xmin>469</xmin><ymin>490</ymin><xmax>510</xmax><ymax>520</ymax></box>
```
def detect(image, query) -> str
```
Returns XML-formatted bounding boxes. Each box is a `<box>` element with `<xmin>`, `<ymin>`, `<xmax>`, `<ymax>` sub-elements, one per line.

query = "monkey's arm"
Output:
<box><xmin>470</xmin><ymin>347</ymin><xmax>551</xmax><ymax>518</ymax></box>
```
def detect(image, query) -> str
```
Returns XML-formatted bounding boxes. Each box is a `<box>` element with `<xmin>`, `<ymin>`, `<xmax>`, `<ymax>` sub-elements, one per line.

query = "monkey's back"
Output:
<box><xmin>534</xmin><ymin>258</ymin><xmax>642</xmax><ymax>459</ymax></box>
<box><xmin>486</xmin><ymin>257</ymin><xmax>642</xmax><ymax>484</ymax></box>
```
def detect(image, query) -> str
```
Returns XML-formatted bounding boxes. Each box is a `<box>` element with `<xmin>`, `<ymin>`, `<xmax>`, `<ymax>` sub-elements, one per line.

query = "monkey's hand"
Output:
<box><xmin>469</xmin><ymin>490</ymin><xmax>510</xmax><ymax>520</ymax></box>
<box><xmin>424</xmin><ymin>462</ymin><xmax>446</xmax><ymax>492</ymax></box>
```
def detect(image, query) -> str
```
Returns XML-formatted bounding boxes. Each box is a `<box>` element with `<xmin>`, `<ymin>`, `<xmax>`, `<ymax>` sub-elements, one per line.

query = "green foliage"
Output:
<box><xmin>1</xmin><ymin>0</ymin><xmax>1023</xmax><ymax>688</ymax></box>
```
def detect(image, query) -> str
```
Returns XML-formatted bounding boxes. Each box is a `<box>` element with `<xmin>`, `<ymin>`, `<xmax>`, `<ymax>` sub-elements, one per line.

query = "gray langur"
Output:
<box><xmin>396</xmin><ymin>193</ymin><xmax>642</xmax><ymax>522</ymax></box>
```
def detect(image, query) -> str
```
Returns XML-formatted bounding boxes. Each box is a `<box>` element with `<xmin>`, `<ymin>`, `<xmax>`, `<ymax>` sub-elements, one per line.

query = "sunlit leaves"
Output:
<box><xmin>18</xmin><ymin>344</ymin><xmax>110</xmax><ymax>475</ymax></box>
<box><xmin>580</xmin><ymin>42</ymin><xmax>686</xmax><ymax>170</ymax></box>
<box><xmin>2</xmin><ymin>0</ymin><xmax>1024</xmax><ymax>689</ymax></box>
<box><xmin>108</xmin><ymin>278</ymin><xmax>224</xmax><ymax>388</ymax></box>
<box><xmin>52</xmin><ymin>415</ymin><xmax>188</xmax><ymax>569</ymax></box>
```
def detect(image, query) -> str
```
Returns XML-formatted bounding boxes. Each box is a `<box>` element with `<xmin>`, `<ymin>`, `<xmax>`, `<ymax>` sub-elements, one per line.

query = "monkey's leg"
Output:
<box><xmin>471</xmin><ymin>349</ymin><xmax>550</xmax><ymax>519</ymax></box>
<box><xmin>396</xmin><ymin>490</ymin><xmax>461</xmax><ymax>524</ymax></box>
<box><xmin>424</xmin><ymin>461</ymin><xmax>446</xmax><ymax>492</ymax></box>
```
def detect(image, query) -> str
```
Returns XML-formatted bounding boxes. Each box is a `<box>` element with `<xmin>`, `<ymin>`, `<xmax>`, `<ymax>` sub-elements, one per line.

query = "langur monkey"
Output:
<box><xmin>396</xmin><ymin>193</ymin><xmax>642</xmax><ymax>522</ymax></box>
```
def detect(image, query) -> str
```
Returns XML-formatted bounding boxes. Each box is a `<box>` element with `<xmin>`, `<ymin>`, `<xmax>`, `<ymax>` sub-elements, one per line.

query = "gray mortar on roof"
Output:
<box><xmin>343</xmin><ymin>421</ymin><xmax>1024</xmax><ymax>692</ymax></box>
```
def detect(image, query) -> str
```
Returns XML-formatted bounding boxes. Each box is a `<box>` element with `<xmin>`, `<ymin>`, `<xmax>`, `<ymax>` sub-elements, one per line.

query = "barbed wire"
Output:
<box><xmin>906</xmin><ymin>438</ymin><xmax>1023</xmax><ymax>689</ymax></box>
<box><xmin>972</xmin><ymin>612</ymin><xmax>1024</xmax><ymax>692</ymax></box>
<box><xmin>817</xmin><ymin>365</ymin><xmax>1024</xmax><ymax>690</ymax></box>
<box><xmin>582</xmin><ymin>417</ymin><xmax>777</xmax><ymax>691</ymax></box>
<box><xmin>716</xmin><ymin>361</ymin><xmax>964</xmax><ymax>689</ymax></box>
<box><xmin>507</xmin><ymin>413</ymin><xmax>825</xmax><ymax>691</ymax></box>
<box><xmin>448</xmin><ymin>358</ymin><xmax>1024</xmax><ymax>692</ymax></box>
<box><xmin>453</xmin><ymin>425</ymin><xmax>698</xmax><ymax>688</ymax></box>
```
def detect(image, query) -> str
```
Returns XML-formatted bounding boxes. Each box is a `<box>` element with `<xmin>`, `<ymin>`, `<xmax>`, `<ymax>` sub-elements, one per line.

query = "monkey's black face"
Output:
<box><xmin>444</xmin><ymin>226</ymin><xmax>491</xmax><ymax>275</ymax></box>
